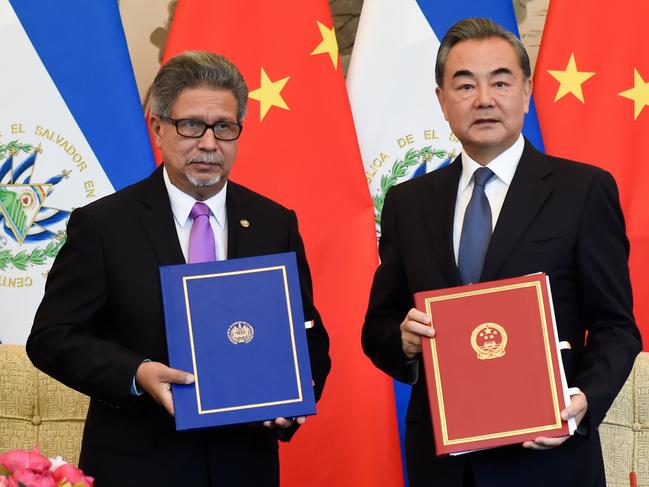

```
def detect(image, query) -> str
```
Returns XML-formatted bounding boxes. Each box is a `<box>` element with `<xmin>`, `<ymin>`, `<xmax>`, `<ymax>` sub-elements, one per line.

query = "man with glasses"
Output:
<box><xmin>27</xmin><ymin>51</ymin><xmax>330</xmax><ymax>486</ymax></box>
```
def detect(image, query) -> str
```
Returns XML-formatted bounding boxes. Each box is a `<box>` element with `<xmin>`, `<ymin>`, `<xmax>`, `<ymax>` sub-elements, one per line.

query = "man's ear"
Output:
<box><xmin>149</xmin><ymin>116</ymin><xmax>163</xmax><ymax>149</ymax></box>
<box><xmin>436</xmin><ymin>86</ymin><xmax>449</xmax><ymax>121</ymax></box>
<box><xmin>523</xmin><ymin>78</ymin><xmax>533</xmax><ymax>114</ymax></box>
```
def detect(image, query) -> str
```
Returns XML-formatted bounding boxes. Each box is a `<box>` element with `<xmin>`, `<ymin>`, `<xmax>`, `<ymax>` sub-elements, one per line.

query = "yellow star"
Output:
<box><xmin>248</xmin><ymin>68</ymin><xmax>290</xmax><ymax>121</ymax></box>
<box><xmin>618</xmin><ymin>69</ymin><xmax>649</xmax><ymax>120</ymax></box>
<box><xmin>310</xmin><ymin>21</ymin><xmax>338</xmax><ymax>69</ymax></box>
<box><xmin>547</xmin><ymin>53</ymin><xmax>595</xmax><ymax>103</ymax></box>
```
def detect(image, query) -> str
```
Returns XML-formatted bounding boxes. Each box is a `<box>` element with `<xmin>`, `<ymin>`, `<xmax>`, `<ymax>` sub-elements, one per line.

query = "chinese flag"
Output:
<box><xmin>534</xmin><ymin>2</ymin><xmax>649</xmax><ymax>348</ymax></box>
<box><xmin>161</xmin><ymin>1</ymin><xmax>404</xmax><ymax>486</ymax></box>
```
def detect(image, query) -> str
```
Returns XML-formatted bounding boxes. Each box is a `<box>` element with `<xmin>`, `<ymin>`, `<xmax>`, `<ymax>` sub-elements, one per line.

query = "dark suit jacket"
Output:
<box><xmin>27</xmin><ymin>166</ymin><xmax>330</xmax><ymax>487</ymax></box>
<box><xmin>362</xmin><ymin>141</ymin><xmax>641</xmax><ymax>487</ymax></box>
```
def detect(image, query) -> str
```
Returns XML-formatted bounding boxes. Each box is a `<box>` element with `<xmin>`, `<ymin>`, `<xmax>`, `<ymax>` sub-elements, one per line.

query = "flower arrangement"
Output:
<box><xmin>0</xmin><ymin>448</ymin><xmax>93</xmax><ymax>487</ymax></box>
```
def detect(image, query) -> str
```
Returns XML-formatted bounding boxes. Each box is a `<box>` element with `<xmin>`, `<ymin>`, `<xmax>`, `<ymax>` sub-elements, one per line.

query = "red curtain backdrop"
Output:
<box><xmin>534</xmin><ymin>1</ymin><xmax>649</xmax><ymax>348</ymax></box>
<box><xmin>159</xmin><ymin>1</ymin><xmax>404</xmax><ymax>485</ymax></box>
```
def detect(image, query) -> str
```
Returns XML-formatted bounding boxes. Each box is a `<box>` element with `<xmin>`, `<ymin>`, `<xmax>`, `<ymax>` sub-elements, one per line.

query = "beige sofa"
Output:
<box><xmin>0</xmin><ymin>344</ymin><xmax>89</xmax><ymax>463</ymax></box>
<box><xmin>600</xmin><ymin>351</ymin><xmax>649</xmax><ymax>487</ymax></box>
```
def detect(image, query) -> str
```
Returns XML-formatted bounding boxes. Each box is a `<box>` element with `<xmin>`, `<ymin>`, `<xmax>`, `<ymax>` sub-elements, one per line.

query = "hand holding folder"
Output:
<box><xmin>400</xmin><ymin>308</ymin><xmax>435</xmax><ymax>360</ymax></box>
<box><xmin>159</xmin><ymin>252</ymin><xmax>317</xmax><ymax>431</ymax></box>
<box><xmin>522</xmin><ymin>390</ymin><xmax>587</xmax><ymax>450</ymax></box>
<box><xmin>134</xmin><ymin>361</ymin><xmax>194</xmax><ymax>416</ymax></box>
<box><xmin>414</xmin><ymin>273</ymin><xmax>577</xmax><ymax>455</ymax></box>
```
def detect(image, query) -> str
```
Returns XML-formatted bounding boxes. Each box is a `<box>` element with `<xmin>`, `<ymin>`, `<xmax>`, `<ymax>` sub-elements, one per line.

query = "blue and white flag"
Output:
<box><xmin>346</xmin><ymin>1</ymin><xmax>544</xmax><ymax>482</ymax></box>
<box><xmin>0</xmin><ymin>0</ymin><xmax>155</xmax><ymax>344</ymax></box>
<box><xmin>347</xmin><ymin>0</ymin><xmax>543</xmax><ymax>236</ymax></box>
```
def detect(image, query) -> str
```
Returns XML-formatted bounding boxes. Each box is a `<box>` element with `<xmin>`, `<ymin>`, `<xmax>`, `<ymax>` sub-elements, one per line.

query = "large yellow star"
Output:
<box><xmin>618</xmin><ymin>69</ymin><xmax>649</xmax><ymax>120</ymax></box>
<box><xmin>248</xmin><ymin>68</ymin><xmax>290</xmax><ymax>121</ymax></box>
<box><xmin>310</xmin><ymin>21</ymin><xmax>338</xmax><ymax>69</ymax></box>
<box><xmin>547</xmin><ymin>53</ymin><xmax>595</xmax><ymax>103</ymax></box>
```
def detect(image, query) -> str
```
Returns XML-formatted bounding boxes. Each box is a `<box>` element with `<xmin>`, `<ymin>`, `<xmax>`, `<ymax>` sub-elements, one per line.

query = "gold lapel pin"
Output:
<box><xmin>240</xmin><ymin>219</ymin><xmax>250</xmax><ymax>228</ymax></box>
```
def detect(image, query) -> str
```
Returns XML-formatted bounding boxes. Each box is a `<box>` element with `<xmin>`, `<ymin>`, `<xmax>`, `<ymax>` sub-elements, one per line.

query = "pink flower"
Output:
<box><xmin>8</xmin><ymin>468</ymin><xmax>56</xmax><ymax>487</ymax></box>
<box><xmin>52</xmin><ymin>463</ymin><xmax>94</xmax><ymax>487</ymax></box>
<box><xmin>0</xmin><ymin>474</ymin><xmax>9</xmax><ymax>487</ymax></box>
<box><xmin>0</xmin><ymin>449</ymin><xmax>51</xmax><ymax>474</ymax></box>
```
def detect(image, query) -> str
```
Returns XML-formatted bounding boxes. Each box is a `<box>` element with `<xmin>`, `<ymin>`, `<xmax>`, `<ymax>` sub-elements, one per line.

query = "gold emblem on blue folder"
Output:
<box><xmin>227</xmin><ymin>321</ymin><xmax>254</xmax><ymax>344</ymax></box>
<box><xmin>471</xmin><ymin>322</ymin><xmax>507</xmax><ymax>360</ymax></box>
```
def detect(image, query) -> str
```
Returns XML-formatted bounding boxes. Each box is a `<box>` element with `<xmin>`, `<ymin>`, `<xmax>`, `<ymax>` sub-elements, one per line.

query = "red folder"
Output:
<box><xmin>414</xmin><ymin>273</ymin><xmax>575</xmax><ymax>456</ymax></box>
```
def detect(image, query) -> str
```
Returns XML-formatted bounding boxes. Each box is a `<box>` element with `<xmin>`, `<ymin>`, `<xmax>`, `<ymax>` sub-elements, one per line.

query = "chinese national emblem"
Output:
<box><xmin>471</xmin><ymin>322</ymin><xmax>508</xmax><ymax>360</ymax></box>
<box><xmin>227</xmin><ymin>321</ymin><xmax>255</xmax><ymax>345</ymax></box>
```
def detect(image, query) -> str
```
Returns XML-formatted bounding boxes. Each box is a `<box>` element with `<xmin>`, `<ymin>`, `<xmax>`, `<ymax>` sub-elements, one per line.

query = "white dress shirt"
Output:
<box><xmin>452</xmin><ymin>135</ymin><xmax>524</xmax><ymax>263</ymax></box>
<box><xmin>163</xmin><ymin>167</ymin><xmax>228</xmax><ymax>262</ymax></box>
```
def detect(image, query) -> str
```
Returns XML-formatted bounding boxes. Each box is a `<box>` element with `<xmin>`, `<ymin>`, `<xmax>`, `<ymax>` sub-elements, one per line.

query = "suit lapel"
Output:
<box><xmin>137</xmin><ymin>166</ymin><xmax>185</xmax><ymax>266</ymax></box>
<box><xmin>481</xmin><ymin>142</ymin><xmax>554</xmax><ymax>281</ymax></box>
<box><xmin>225</xmin><ymin>182</ymin><xmax>253</xmax><ymax>259</ymax></box>
<box><xmin>420</xmin><ymin>160</ymin><xmax>462</xmax><ymax>287</ymax></box>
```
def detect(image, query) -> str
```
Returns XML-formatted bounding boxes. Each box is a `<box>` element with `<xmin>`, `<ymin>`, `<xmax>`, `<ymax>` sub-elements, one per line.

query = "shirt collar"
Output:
<box><xmin>162</xmin><ymin>166</ymin><xmax>227</xmax><ymax>230</ymax></box>
<box><xmin>459</xmin><ymin>134</ymin><xmax>524</xmax><ymax>191</ymax></box>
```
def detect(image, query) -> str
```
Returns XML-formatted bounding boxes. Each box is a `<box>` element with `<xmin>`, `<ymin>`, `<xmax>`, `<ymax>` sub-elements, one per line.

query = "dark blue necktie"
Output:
<box><xmin>458</xmin><ymin>167</ymin><xmax>495</xmax><ymax>285</ymax></box>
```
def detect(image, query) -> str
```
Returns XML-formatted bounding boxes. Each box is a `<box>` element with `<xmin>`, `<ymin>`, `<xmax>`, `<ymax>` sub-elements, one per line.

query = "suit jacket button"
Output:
<box><xmin>31</xmin><ymin>415</ymin><xmax>42</xmax><ymax>425</ymax></box>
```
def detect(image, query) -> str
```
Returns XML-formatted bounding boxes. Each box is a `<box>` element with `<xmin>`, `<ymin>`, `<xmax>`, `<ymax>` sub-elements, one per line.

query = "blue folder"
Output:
<box><xmin>159</xmin><ymin>252</ymin><xmax>316</xmax><ymax>431</ymax></box>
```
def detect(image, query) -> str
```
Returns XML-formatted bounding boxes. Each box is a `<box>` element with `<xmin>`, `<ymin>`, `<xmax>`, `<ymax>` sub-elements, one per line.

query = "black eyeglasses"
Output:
<box><xmin>159</xmin><ymin>116</ymin><xmax>243</xmax><ymax>141</ymax></box>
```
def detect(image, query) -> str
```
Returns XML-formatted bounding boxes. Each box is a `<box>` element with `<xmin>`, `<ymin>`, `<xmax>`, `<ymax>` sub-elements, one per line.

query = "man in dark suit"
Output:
<box><xmin>27</xmin><ymin>51</ymin><xmax>330</xmax><ymax>486</ymax></box>
<box><xmin>362</xmin><ymin>18</ymin><xmax>641</xmax><ymax>487</ymax></box>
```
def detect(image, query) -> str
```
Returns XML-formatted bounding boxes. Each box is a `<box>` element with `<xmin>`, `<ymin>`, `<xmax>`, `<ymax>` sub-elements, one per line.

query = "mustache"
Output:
<box><xmin>187</xmin><ymin>154</ymin><xmax>223</xmax><ymax>165</ymax></box>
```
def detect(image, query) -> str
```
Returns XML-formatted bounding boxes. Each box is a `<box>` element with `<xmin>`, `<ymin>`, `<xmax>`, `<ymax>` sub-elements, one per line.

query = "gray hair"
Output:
<box><xmin>435</xmin><ymin>17</ymin><xmax>531</xmax><ymax>87</ymax></box>
<box><xmin>150</xmin><ymin>50</ymin><xmax>248</xmax><ymax>122</ymax></box>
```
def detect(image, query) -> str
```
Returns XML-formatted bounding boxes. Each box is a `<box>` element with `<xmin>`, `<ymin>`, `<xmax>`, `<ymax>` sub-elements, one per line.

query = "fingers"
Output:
<box><xmin>158</xmin><ymin>387</ymin><xmax>175</xmax><ymax>417</ymax></box>
<box><xmin>561</xmin><ymin>391</ymin><xmax>588</xmax><ymax>423</ymax></box>
<box><xmin>405</xmin><ymin>308</ymin><xmax>433</xmax><ymax>329</ymax></box>
<box><xmin>523</xmin><ymin>435</ymin><xmax>569</xmax><ymax>450</ymax></box>
<box><xmin>263</xmin><ymin>416</ymin><xmax>306</xmax><ymax>429</ymax></box>
<box><xmin>401</xmin><ymin>308</ymin><xmax>435</xmax><ymax>359</ymax></box>
<box><xmin>162</xmin><ymin>366</ymin><xmax>195</xmax><ymax>385</ymax></box>
<box><xmin>136</xmin><ymin>361</ymin><xmax>194</xmax><ymax>386</ymax></box>
<box><xmin>134</xmin><ymin>361</ymin><xmax>194</xmax><ymax>417</ymax></box>
<box><xmin>523</xmin><ymin>393</ymin><xmax>588</xmax><ymax>451</ymax></box>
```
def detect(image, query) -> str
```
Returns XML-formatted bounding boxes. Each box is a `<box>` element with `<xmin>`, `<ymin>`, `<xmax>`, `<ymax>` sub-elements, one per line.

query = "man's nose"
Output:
<box><xmin>197</xmin><ymin>129</ymin><xmax>218</xmax><ymax>150</ymax></box>
<box><xmin>474</xmin><ymin>84</ymin><xmax>495</xmax><ymax>108</ymax></box>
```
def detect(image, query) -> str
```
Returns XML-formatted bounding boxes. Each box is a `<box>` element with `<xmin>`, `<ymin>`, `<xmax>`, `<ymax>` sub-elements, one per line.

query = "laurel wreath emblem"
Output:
<box><xmin>0</xmin><ymin>140</ymin><xmax>33</xmax><ymax>160</ymax></box>
<box><xmin>0</xmin><ymin>234</ymin><xmax>66</xmax><ymax>271</ymax></box>
<box><xmin>371</xmin><ymin>146</ymin><xmax>449</xmax><ymax>227</ymax></box>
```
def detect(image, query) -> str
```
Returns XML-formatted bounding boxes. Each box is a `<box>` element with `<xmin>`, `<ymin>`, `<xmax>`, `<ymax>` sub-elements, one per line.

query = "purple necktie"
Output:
<box><xmin>188</xmin><ymin>202</ymin><xmax>216</xmax><ymax>263</ymax></box>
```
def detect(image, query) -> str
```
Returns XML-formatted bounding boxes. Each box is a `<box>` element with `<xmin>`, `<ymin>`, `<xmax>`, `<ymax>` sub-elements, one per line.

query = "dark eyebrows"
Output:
<box><xmin>451</xmin><ymin>67</ymin><xmax>514</xmax><ymax>80</ymax></box>
<box><xmin>491</xmin><ymin>67</ymin><xmax>513</xmax><ymax>77</ymax></box>
<box><xmin>452</xmin><ymin>69</ymin><xmax>474</xmax><ymax>80</ymax></box>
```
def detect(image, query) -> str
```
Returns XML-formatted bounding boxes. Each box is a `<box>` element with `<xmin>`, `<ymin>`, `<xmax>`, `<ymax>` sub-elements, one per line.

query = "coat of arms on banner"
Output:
<box><xmin>0</xmin><ymin>118</ymin><xmax>112</xmax><ymax>344</ymax></box>
<box><xmin>0</xmin><ymin>139</ymin><xmax>70</xmax><ymax>273</ymax></box>
<box><xmin>365</xmin><ymin>128</ymin><xmax>461</xmax><ymax>237</ymax></box>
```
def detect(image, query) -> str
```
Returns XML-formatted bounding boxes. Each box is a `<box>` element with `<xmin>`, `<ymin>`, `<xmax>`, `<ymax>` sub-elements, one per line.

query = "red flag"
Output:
<box><xmin>534</xmin><ymin>2</ymin><xmax>649</xmax><ymax>348</ymax></box>
<box><xmin>161</xmin><ymin>1</ymin><xmax>404</xmax><ymax>485</ymax></box>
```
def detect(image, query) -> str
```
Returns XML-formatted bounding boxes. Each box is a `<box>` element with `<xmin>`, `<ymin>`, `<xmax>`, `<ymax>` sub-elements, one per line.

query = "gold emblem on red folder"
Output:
<box><xmin>471</xmin><ymin>322</ymin><xmax>508</xmax><ymax>360</ymax></box>
<box><xmin>227</xmin><ymin>321</ymin><xmax>254</xmax><ymax>344</ymax></box>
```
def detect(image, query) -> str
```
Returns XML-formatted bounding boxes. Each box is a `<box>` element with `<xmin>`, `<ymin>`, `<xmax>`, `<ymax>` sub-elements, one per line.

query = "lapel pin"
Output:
<box><xmin>240</xmin><ymin>219</ymin><xmax>250</xmax><ymax>228</ymax></box>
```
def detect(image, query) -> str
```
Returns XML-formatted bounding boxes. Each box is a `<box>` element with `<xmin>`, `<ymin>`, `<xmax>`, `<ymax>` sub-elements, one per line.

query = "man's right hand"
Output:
<box><xmin>400</xmin><ymin>308</ymin><xmax>435</xmax><ymax>359</ymax></box>
<box><xmin>135</xmin><ymin>361</ymin><xmax>194</xmax><ymax>416</ymax></box>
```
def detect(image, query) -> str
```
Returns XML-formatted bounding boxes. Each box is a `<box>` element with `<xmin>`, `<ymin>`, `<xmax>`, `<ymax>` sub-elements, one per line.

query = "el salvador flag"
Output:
<box><xmin>0</xmin><ymin>1</ymin><xmax>155</xmax><ymax>344</ymax></box>
<box><xmin>347</xmin><ymin>1</ymin><xmax>543</xmax><ymax>483</ymax></box>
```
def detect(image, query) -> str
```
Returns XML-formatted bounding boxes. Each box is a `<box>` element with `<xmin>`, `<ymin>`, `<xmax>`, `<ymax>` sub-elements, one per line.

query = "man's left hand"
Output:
<box><xmin>263</xmin><ymin>416</ymin><xmax>306</xmax><ymax>429</ymax></box>
<box><xmin>523</xmin><ymin>391</ymin><xmax>588</xmax><ymax>450</ymax></box>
